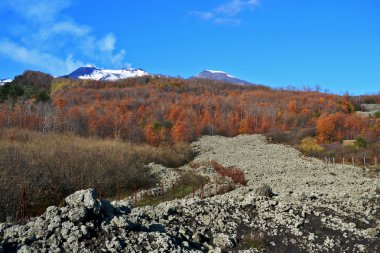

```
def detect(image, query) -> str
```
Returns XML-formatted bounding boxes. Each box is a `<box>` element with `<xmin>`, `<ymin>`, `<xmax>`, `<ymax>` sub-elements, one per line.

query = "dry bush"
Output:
<box><xmin>268</xmin><ymin>128</ymin><xmax>316</xmax><ymax>145</ymax></box>
<box><xmin>0</xmin><ymin>128</ymin><xmax>193</xmax><ymax>222</ymax></box>
<box><xmin>210</xmin><ymin>161</ymin><xmax>247</xmax><ymax>185</ymax></box>
<box><xmin>189</xmin><ymin>160</ymin><xmax>247</xmax><ymax>185</ymax></box>
<box><xmin>299</xmin><ymin>137</ymin><xmax>324</xmax><ymax>155</ymax></box>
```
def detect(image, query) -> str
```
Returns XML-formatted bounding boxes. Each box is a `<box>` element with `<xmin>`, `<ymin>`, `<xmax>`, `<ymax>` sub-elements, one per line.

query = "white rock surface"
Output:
<box><xmin>0</xmin><ymin>135</ymin><xmax>379</xmax><ymax>252</ymax></box>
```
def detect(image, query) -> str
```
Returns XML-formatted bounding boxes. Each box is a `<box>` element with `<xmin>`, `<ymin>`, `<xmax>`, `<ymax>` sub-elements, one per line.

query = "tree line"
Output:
<box><xmin>0</xmin><ymin>71</ymin><xmax>379</xmax><ymax>146</ymax></box>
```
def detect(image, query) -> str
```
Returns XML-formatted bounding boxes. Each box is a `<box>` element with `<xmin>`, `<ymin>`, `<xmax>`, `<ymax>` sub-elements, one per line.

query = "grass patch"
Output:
<box><xmin>238</xmin><ymin>232</ymin><xmax>267</xmax><ymax>250</ymax></box>
<box><xmin>135</xmin><ymin>171</ymin><xmax>205</xmax><ymax>207</ymax></box>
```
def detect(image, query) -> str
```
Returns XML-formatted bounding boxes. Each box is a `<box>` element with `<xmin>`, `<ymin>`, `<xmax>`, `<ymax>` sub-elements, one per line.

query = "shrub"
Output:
<box><xmin>374</xmin><ymin>110</ymin><xmax>380</xmax><ymax>118</ymax></box>
<box><xmin>267</xmin><ymin>128</ymin><xmax>315</xmax><ymax>145</ymax></box>
<box><xmin>355</xmin><ymin>136</ymin><xmax>368</xmax><ymax>148</ymax></box>
<box><xmin>210</xmin><ymin>161</ymin><xmax>247</xmax><ymax>186</ymax></box>
<box><xmin>299</xmin><ymin>137</ymin><xmax>324</xmax><ymax>154</ymax></box>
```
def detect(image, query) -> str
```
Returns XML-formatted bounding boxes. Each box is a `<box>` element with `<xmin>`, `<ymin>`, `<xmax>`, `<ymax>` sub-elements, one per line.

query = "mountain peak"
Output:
<box><xmin>195</xmin><ymin>70</ymin><xmax>253</xmax><ymax>85</ymax></box>
<box><xmin>0</xmin><ymin>79</ymin><xmax>12</xmax><ymax>85</ymax></box>
<box><xmin>84</xmin><ymin>64</ymin><xmax>97</xmax><ymax>69</ymax></box>
<box><xmin>65</xmin><ymin>66</ymin><xmax>150</xmax><ymax>81</ymax></box>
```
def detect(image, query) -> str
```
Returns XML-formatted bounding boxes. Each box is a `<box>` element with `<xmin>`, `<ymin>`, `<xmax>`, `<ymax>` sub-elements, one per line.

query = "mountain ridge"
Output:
<box><xmin>0</xmin><ymin>79</ymin><xmax>12</xmax><ymax>85</ymax></box>
<box><xmin>64</xmin><ymin>66</ymin><xmax>150</xmax><ymax>81</ymax></box>
<box><xmin>192</xmin><ymin>70</ymin><xmax>254</xmax><ymax>85</ymax></box>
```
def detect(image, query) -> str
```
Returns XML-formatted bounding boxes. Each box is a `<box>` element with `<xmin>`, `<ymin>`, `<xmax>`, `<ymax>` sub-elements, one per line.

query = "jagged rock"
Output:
<box><xmin>65</xmin><ymin>189</ymin><xmax>102</xmax><ymax>214</ymax></box>
<box><xmin>213</xmin><ymin>233</ymin><xmax>237</xmax><ymax>248</ymax></box>
<box><xmin>68</xmin><ymin>207</ymin><xmax>87</xmax><ymax>223</ymax></box>
<box><xmin>45</xmin><ymin>206</ymin><xmax>60</xmax><ymax>220</ymax></box>
<box><xmin>254</xmin><ymin>184</ymin><xmax>273</xmax><ymax>197</ymax></box>
<box><xmin>110</xmin><ymin>216</ymin><xmax>132</xmax><ymax>229</ymax></box>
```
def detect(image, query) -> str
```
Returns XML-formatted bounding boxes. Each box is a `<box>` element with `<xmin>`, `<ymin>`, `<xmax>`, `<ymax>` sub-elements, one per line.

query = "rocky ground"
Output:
<box><xmin>0</xmin><ymin>135</ymin><xmax>379</xmax><ymax>252</ymax></box>
<box><xmin>356</xmin><ymin>103</ymin><xmax>380</xmax><ymax>117</ymax></box>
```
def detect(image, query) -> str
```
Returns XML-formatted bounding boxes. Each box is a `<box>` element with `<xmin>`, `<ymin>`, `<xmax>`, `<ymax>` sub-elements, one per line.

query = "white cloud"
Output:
<box><xmin>190</xmin><ymin>0</ymin><xmax>261</xmax><ymax>25</ymax></box>
<box><xmin>50</xmin><ymin>21</ymin><xmax>90</xmax><ymax>36</ymax></box>
<box><xmin>0</xmin><ymin>0</ymin><xmax>128</xmax><ymax>75</ymax></box>
<box><xmin>216</xmin><ymin>0</ymin><xmax>260</xmax><ymax>16</ymax></box>
<box><xmin>110</xmin><ymin>49</ymin><xmax>126</xmax><ymax>66</ymax></box>
<box><xmin>0</xmin><ymin>40</ymin><xmax>83</xmax><ymax>75</ymax></box>
<box><xmin>3</xmin><ymin>0</ymin><xmax>72</xmax><ymax>23</ymax></box>
<box><xmin>99</xmin><ymin>34</ymin><xmax>116</xmax><ymax>52</ymax></box>
<box><xmin>190</xmin><ymin>11</ymin><xmax>214</xmax><ymax>21</ymax></box>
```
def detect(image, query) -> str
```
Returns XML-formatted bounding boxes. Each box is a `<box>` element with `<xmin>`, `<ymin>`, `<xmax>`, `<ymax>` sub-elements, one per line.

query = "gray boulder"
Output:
<box><xmin>65</xmin><ymin>189</ymin><xmax>102</xmax><ymax>214</ymax></box>
<box><xmin>254</xmin><ymin>184</ymin><xmax>274</xmax><ymax>198</ymax></box>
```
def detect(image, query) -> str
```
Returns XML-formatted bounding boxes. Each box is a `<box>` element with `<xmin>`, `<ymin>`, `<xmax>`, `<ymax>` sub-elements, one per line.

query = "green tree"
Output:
<box><xmin>355</xmin><ymin>136</ymin><xmax>368</xmax><ymax>148</ymax></box>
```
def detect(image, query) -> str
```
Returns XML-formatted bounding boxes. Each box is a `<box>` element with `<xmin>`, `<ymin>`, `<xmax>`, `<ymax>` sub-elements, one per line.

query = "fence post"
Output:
<box><xmin>192</xmin><ymin>184</ymin><xmax>195</xmax><ymax>199</ymax></box>
<box><xmin>215</xmin><ymin>177</ymin><xmax>218</xmax><ymax>196</ymax></box>
<box><xmin>149</xmin><ymin>190</ymin><xmax>152</xmax><ymax>206</ymax></box>
<box><xmin>352</xmin><ymin>157</ymin><xmax>355</xmax><ymax>166</ymax></box>
<box><xmin>375</xmin><ymin>157</ymin><xmax>378</xmax><ymax>166</ymax></box>
<box><xmin>201</xmin><ymin>182</ymin><xmax>204</xmax><ymax>199</ymax></box>
<box><xmin>363</xmin><ymin>157</ymin><xmax>366</xmax><ymax>167</ymax></box>
<box><xmin>333</xmin><ymin>157</ymin><xmax>335</xmax><ymax>164</ymax></box>
<box><xmin>342</xmin><ymin>158</ymin><xmax>345</xmax><ymax>165</ymax></box>
<box><xmin>182</xmin><ymin>178</ymin><xmax>185</xmax><ymax>197</ymax></box>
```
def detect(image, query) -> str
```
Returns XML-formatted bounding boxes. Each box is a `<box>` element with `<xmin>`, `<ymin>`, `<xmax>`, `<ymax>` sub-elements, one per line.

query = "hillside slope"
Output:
<box><xmin>1</xmin><ymin>135</ymin><xmax>379</xmax><ymax>252</ymax></box>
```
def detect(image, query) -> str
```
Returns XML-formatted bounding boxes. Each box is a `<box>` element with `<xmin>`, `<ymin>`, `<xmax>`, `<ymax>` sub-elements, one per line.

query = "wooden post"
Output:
<box><xmin>363</xmin><ymin>157</ymin><xmax>366</xmax><ymax>167</ymax></box>
<box><xmin>375</xmin><ymin>157</ymin><xmax>378</xmax><ymax>166</ymax></box>
<box><xmin>352</xmin><ymin>157</ymin><xmax>355</xmax><ymax>166</ymax></box>
<box><xmin>192</xmin><ymin>184</ymin><xmax>195</xmax><ymax>199</ymax></box>
<box><xmin>201</xmin><ymin>182</ymin><xmax>204</xmax><ymax>199</ymax></box>
<box><xmin>182</xmin><ymin>178</ymin><xmax>185</xmax><ymax>198</ymax></box>
<box><xmin>342</xmin><ymin>158</ymin><xmax>345</xmax><ymax>165</ymax></box>
<box><xmin>333</xmin><ymin>157</ymin><xmax>335</xmax><ymax>164</ymax></box>
<box><xmin>215</xmin><ymin>177</ymin><xmax>218</xmax><ymax>196</ymax></box>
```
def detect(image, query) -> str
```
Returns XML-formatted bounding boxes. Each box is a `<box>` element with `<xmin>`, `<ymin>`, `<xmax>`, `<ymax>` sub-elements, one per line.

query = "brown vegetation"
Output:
<box><xmin>0</xmin><ymin>128</ymin><xmax>193</xmax><ymax>222</ymax></box>
<box><xmin>1</xmin><ymin>75</ymin><xmax>378</xmax><ymax>146</ymax></box>
<box><xmin>190</xmin><ymin>160</ymin><xmax>247</xmax><ymax>185</ymax></box>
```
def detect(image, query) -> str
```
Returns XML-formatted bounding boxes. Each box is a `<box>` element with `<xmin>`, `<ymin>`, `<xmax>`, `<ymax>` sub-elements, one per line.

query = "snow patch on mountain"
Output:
<box><xmin>206</xmin><ymin>70</ymin><xmax>236</xmax><ymax>78</ymax></box>
<box><xmin>66</xmin><ymin>66</ymin><xmax>150</xmax><ymax>81</ymax></box>
<box><xmin>0</xmin><ymin>79</ymin><xmax>12</xmax><ymax>85</ymax></box>
<box><xmin>194</xmin><ymin>70</ymin><xmax>253</xmax><ymax>85</ymax></box>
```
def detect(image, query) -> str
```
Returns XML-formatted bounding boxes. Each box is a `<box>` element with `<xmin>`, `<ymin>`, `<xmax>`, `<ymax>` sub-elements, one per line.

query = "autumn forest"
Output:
<box><xmin>0</xmin><ymin>71</ymin><xmax>379</xmax><ymax>221</ymax></box>
<box><xmin>1</xmin><ymin>71</ymin><xmax>379</xmax><ymax>145</ymax></box>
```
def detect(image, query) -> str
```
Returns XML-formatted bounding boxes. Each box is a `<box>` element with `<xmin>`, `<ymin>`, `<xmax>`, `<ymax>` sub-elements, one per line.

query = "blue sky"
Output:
<box><xmin>0</xmin><ymin>0</ymin><xmax>379</xmax><ymax>95</ymax></box>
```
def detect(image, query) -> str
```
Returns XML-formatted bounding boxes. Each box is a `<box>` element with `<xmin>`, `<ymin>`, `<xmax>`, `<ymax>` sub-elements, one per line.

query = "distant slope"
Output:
<box><xmin>65</xmin><ymin>65</ymin><xmax>150</xmax><ymax>81</ymax></box>
<box><xmin>0</xmin><ymin>79</ymin><xmax>12</xmax><ymax>85</ymax></box>
<box><xmin>192</xmin><ymin>70</ymin><xmax>254</xmax><ymax>85</ymax></box>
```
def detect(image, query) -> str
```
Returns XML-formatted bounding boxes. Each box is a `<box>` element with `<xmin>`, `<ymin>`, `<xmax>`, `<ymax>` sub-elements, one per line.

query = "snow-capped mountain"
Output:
<box><xmin>65</xmin><ymin>65</ymin><xmax>150</xmax><ymax>81</ymax></box>
<box><xmin>0</xmin><ymin>79</ymin><xmax>12</xmax><ymax>85</ymax></box>
<box><xmin>193</xmin><ymin>70</ymin><xmax>253</xmax><ymax>85</ymax></box>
